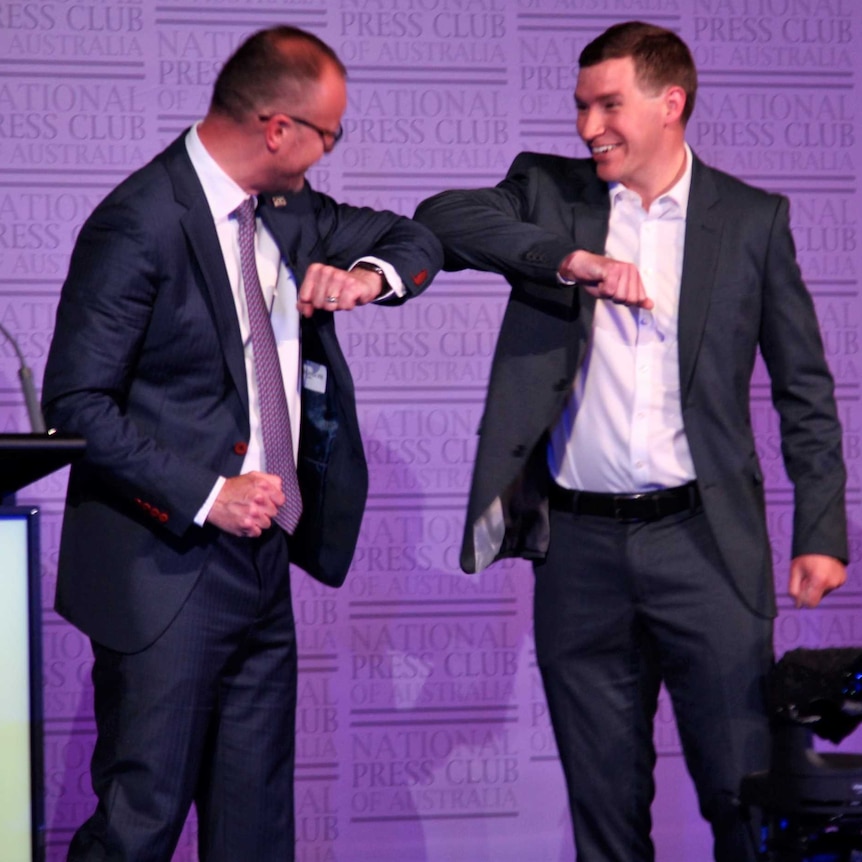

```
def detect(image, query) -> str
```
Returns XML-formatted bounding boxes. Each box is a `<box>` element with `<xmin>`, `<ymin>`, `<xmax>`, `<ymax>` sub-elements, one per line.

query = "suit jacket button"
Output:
<box><xmin>233</xmin><ymin>441</ymin><xmax>248</xmax><ymax>455</ymax></box>
<box><xmin>512</xmin><ymin>444</ymin><xmax>526</xmax><ymax>457</ymax></box>
<box><xmin>159</xmin><ymin>512</ymin><xmax>169</xmax><ymax>524</ymax></box>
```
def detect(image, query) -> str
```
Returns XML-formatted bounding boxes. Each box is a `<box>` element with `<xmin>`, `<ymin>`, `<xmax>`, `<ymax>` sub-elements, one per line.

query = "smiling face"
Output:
<box><xmin>575</xmin><ymin>55</ymin><xmax>686</xmax><ymax>208</ymax></box>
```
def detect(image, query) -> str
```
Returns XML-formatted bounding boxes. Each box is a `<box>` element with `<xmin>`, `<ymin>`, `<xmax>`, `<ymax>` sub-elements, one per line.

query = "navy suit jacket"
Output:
<box><xmin>44</xmin><ymin>133</ymin><xmax>442</xmax><ymax>653</ymax></box>
<box><xmin>415</xmin><ymin>151</ymin><xmax>847</xmax><ymax>617</ymax></box>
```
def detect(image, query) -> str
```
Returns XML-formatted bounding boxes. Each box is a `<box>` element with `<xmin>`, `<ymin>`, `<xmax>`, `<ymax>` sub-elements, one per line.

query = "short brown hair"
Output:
<box><xmin>579</xmin><ymin>21</ymin><xmax>697</xmax><ymax>123</ymax></box>
<box><xmin>210</xmin><ymin>26</ymin><xmax>347</xmax><ymax>122</ymax></box>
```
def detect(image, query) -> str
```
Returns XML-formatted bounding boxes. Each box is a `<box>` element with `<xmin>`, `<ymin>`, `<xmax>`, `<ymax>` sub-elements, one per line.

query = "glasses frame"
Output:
<box><xmin>258</xmin><ymin>112</ymin><xmax>344</xmax><ymax>152</ymax></box>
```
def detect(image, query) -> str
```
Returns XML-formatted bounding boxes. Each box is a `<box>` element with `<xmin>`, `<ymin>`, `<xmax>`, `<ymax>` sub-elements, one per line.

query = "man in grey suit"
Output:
<box><xmin>43</xmin><ymin>25</ymin><xmax>441</xmax><ymax>862</ymax></box>
<box><xmin>415</xmin><ymin>20</ymin><xmax>847</xmax><ymax>862</ymax></box>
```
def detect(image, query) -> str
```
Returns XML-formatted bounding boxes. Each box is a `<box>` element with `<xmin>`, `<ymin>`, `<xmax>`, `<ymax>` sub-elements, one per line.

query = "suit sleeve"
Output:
<box><xmin>42</xmin><ymin>198</ymin><xmax>220</xmax><ymax>535</ymax></box>
<box><xmin>758</xmin><ymin>195</ymin><xmax>848</xmax><ymax>562</ymax></box>
<box><xmin>414</xmin><ymin>152</ymin><xmax>577</xmax><ymax>282</ymax></box>
<box><xmin>312</xmin><ymin>193</ymin><xmax>443</xmax><ymax>303</ymax></box>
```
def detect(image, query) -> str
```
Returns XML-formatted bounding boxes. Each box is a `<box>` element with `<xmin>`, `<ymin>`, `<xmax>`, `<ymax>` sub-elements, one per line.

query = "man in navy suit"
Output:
<box><xmin>43</xmin><ymin>25</ymin><xmax>441</xmax><ymax>862</ymax></box>
<box><xmin>415</xmin><ymin>21</ymin><xmax>848</xmax><ymax>862</ymax></box>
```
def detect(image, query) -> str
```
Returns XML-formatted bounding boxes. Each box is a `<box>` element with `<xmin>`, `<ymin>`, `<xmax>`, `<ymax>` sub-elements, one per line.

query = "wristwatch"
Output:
<box><xmin>351</xmin><ymin>261</ymin><xmax>387</xmax><ymax>285</ymax></box>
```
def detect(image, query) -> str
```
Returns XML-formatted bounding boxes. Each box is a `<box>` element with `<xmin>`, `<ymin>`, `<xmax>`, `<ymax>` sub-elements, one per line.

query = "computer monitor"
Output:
<box><xmin>0</xmin><ymin>507</ymin><xmax>45</xmax><ymax>862</ymax></box>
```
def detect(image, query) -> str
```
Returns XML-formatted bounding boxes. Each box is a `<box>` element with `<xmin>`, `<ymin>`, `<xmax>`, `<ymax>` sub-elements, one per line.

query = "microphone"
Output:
<box><xmin>0</xmin><ymin>320</ymin><xmax>47</xmax><ymax>433</ymax></box>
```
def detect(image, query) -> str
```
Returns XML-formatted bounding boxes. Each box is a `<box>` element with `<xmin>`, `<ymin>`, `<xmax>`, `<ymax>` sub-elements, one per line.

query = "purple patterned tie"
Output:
<box><xmin>232</xmin><ymin>197</ymin><xmax>303</xmax><ymax>533</ymax></box>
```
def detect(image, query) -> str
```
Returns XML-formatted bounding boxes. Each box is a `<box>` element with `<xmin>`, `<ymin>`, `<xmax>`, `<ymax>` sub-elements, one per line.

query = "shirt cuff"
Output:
<box><xmin>194</xmin><ymin>476</ymin><xmax>226</xmax><ymax>526</ymax></box>
<box><xmin>352</xmin><ymin>256</ymin><xmax>405</xmax><ymax>301</ymax></box>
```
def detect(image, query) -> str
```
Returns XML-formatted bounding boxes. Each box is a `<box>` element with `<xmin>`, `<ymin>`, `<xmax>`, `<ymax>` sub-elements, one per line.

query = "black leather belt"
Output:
<box><xmin>549</xmin><ymin>481</ymin><xmax>701</xmax><ymax>522</ymax></box>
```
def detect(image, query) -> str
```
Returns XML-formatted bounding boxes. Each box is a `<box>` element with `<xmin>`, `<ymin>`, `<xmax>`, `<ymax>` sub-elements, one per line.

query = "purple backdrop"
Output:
<box><xmin>1</xmin><ymin>0</ymin><xmax>860</xmax><ymax>859</ymax></box>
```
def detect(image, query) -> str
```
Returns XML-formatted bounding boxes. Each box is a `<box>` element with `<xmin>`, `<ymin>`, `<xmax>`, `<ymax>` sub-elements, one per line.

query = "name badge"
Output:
<box><xmin>302</xmin><ymin>360</ymin><xmax>327</xmax><ymax>394</ymax></box>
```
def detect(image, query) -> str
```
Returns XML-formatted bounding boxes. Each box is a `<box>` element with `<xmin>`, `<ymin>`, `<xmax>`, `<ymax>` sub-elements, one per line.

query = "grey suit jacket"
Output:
<box><xmin>415</xmin><ymin>151</ymin><xmax>847</xmax><ymax>617</ymax></box>
<box><xmin>43</xmin><ymin>133</ymin><xmax>442</xmax><ymax>652</ymax></box>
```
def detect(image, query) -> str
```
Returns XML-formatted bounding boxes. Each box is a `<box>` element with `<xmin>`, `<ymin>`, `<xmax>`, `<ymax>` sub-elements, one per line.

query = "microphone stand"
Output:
<box><xmin>0</xmin><ymin>320</ymin><xmax>47</xmax><ymax>434</ymax></box>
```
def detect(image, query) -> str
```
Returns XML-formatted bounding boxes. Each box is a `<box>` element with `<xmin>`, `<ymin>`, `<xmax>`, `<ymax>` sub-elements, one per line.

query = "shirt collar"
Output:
<box><xmin>185</xmin><ymin>122</ymin><xmax>251</xmax><ymax>223</ymax></box>
<box><xmin>609</xmin><ymin>143</ymin><xmax>693</xmax><ymax>218</ymax></box>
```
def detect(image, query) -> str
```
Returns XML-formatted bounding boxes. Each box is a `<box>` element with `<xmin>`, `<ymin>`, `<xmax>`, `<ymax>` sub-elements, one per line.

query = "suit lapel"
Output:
<box><xmin>570</xmin><ymin>178</ymin><xmax>610</xmax><ymax>360</ymax></box>
<box><xmin>258</xmin><ymin>185</ymin><xmax>320</xmax><ymax>283</ymax></box>
<box><xmin>679</xmin><ymin>157</ymin><xmax>722</xmax><ymax>400</ymax></box>
<box><xmin>259</xmin><ymin>189</ymin><xmax>358</xmax><ymax>431</ymax></box>
<box><xmin>162</xmin><ymin>136</ymin><xmax>249</xmax><ymax>414</ymax></box>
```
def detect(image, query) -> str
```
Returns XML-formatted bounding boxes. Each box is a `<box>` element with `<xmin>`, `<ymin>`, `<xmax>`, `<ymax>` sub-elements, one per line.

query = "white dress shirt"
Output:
<box><xmin>548</xmin><ymin>144</ymin><xmax>697</xmax><ymax>493</ymax></box>
<box><xmin>186</xmin><ymin>124</ymin><xmax>303</xmax><ymax>522</ymax></box>
<box><xmin>185</xmin><ymin>125</ymin><xmax>404</xmax><ymax>523</ymax></box>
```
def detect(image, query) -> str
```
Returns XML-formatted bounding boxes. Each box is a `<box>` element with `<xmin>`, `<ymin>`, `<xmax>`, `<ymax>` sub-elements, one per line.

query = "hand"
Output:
<box><xmin>558</xmin><ymin>250</ymin><xmax>654</xmax><ymax>310</ymax></box>
<box><xmin>206</xmin><ymin>471</ymin><xmax>285</xmax><ymax>538</ymax></box>
<box><xmin>788</xmin><ymin>554</ymin><xmax>847</xmax><ymax>608</ymax></box>
<box><xmin>297</xmin><ymin>263</ymin><xmax>383</xmax><ymax>318</ymax></box>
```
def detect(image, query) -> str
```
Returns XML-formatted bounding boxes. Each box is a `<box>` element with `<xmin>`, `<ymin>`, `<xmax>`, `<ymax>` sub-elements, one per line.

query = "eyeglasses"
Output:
<box><xmin>258</xmin><ymin>112</ymin><xmax>344</xmax><ymax>152</ymax></box>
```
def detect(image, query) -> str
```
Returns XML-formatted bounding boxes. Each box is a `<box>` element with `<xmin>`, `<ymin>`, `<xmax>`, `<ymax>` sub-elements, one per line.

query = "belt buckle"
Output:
<box><xmin>614</xmin><ymin>493</ymin><xmax>645</xmax><ymax>523</ymax></box>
